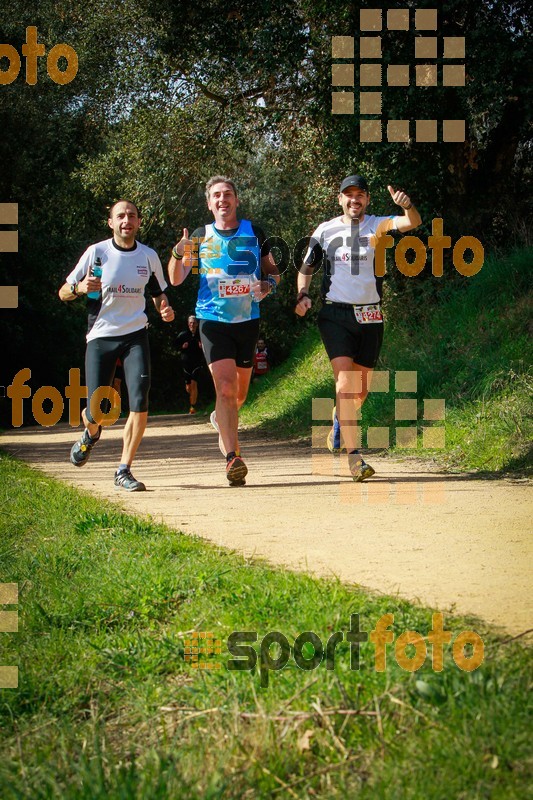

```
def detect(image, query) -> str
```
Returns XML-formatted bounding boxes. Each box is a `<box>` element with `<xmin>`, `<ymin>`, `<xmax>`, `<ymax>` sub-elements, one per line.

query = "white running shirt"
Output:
<box><xmin>304</xmin><ymin>215</ymin><xmax>396</xmax><ymax>305</ymax></box>
<box><xmin>66</xmin><ymin>238</ymin><xmax>167</xmax><ymax>342</ymax></box>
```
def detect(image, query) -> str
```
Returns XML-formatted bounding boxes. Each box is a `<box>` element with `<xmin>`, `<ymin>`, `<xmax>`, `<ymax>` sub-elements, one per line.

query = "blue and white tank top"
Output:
<box><xmin>195</xmin><ymin>219</ymin><xmax>261</xmax><ymax>323</ymax></box>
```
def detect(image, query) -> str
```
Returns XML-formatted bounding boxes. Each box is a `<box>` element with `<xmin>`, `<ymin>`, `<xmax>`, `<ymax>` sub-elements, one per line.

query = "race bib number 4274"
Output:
<box><xmin>218</xmin><ymin>278</ymin><xmax>251</xmax><ymax>298</ymax></box>
<box><xmin>354</xmin><ymin>304</ymin><xmax>383</xmax><ymax>324</ymax></box>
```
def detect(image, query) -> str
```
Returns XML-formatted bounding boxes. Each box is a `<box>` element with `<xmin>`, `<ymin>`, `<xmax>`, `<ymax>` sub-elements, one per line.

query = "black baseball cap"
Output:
<box><xmin>339</xmin><ymin>175</ymin><xmax>369</xmax><ymax>193</ymax></box>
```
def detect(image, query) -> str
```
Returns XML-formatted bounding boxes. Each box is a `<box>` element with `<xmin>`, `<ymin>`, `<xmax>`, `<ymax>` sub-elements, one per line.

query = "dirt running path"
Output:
<box><xmin>2</xmin><ymin>415</ymin><xmax>531</xmax><ymax>637</ymax></box>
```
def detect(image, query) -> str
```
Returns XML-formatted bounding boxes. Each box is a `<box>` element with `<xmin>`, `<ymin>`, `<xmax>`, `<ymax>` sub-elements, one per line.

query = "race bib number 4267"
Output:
<box><xmin>218</xmin><ymin>278</ymin><xmax>251</xmax><ymax>297</ymax></box>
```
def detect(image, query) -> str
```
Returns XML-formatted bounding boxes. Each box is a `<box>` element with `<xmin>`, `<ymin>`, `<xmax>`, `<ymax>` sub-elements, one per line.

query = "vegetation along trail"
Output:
<box><xmin>2</xmin><ymin>414</ymin><xmax>531</xmax><ymax>638</ymax></box>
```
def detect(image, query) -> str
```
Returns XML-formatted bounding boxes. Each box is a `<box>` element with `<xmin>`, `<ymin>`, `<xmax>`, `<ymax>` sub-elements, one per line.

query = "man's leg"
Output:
<box><xmin>331</xmin><ymin>357</ymin><xmax>373</xmax><ymax>451</ymax></box>
<box><xmin>200</xmin><ymin>319</ymin><xmax>257</xmax><ymax>484</ymax></box>
<box><xmin>119</xmin><ymin>410</ymin><xmax>148</xmax><ymax>465</ymax></box>
<box><xmin>184</xmin><ymin>377</ymin><xmax>191</xmax><ymax>404</ymax></box>
<box><xmin>71</xmin><ymin>339</ymin><xmax>118</xmax><ymax>466</ymax></box>
<box><xmin>209</xmin><ymin>358</ymin><xmax>240</xmax><ymax>455</ymax></box>
<box><xmin>115</xmin><ymin>329</ymin><xmax>151</xmax><ymax>490</ymax></box>
<box><xmin>208</xmin><ymin>358</ymin><xmax>253</xmax><ymax>450</ymax></box>
<box><xmin>209</xmin><ymin>359</ymin><xmax>249</xmax><ymax>486</ymax></box>
<box><xmin>81</xmin><ymin>407</ymin><xmax>100</xmax><ymax>438</ymax></box>
<box><xmin>236</xmin><ymin>366</ymin><xmax>253</xmax><ymax>411</ymax></box>
<box><xmin>331</xmin><ymin>357</ymin><xmax>375</xmax><ymax>480</ymax></box>
<box><xmin>318</xmin><ymin>304</ymin><xmax>381</xmax><ymax>479</ymax></box>
<box><xmin>189</xmin><ymin>379</ymin><xmax>198</xmax><ymax>408</ymax></box>
<box><xmin>83</xmin><ymin>339</ymin><xmax>120</xmax><ymax>433</ymax></box>
<box><xmin>81</xmin><ymin>382</ymin><xmax>120</xmax><ymax>435</ymax></box>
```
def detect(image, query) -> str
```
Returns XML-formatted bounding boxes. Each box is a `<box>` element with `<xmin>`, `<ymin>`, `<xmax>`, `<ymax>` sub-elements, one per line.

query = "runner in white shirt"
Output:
<box><xmin>59</xmin><ymin>200</ymin><xmax>175</xmax><ymax>491</ymax></box>
<box><xmin>295</xmin><ymin>175</ymin><xmax>421</xmax><ymax>481</ymax></box>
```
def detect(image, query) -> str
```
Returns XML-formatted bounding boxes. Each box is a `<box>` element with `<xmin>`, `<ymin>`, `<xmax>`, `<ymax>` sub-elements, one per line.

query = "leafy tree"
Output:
<box><xmin>0</xmin><ymin>0</ymin><xmax>530</xmax><ymax>424</ymax></box>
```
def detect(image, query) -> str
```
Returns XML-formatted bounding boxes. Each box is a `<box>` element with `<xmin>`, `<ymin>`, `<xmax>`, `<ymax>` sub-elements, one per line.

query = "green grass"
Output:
<box><xmin>1</xmin><ymin>451</ymin><xmax>531</xmax><ymax>798</ymax></box>
<box><xmin>241</xmin><ymin>248</ymin><xmax>532</xmax><ymax>473</ymax></box>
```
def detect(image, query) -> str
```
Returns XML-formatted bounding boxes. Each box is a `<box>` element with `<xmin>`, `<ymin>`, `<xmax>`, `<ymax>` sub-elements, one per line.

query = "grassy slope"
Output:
<box><xmin>241</xmin><ymin>248</ymin><xmax>532</xmax><ymax>473</ymax></box>
<box><xmin>0</xmin><ymin>452</ymin><xmax>531</xmax><ymax>799</ymax></box>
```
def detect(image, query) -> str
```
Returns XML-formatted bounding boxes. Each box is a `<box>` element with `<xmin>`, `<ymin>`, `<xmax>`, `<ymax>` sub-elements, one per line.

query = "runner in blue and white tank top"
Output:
<box><xmin>168</xmin><ymin>176</ymin><xmax>279</xmax><ymax>487</ymax></box>
<box><xmin>194</xmin><ymin>218</ymin><xmax>261</xmax><ymax>323</ymax></box>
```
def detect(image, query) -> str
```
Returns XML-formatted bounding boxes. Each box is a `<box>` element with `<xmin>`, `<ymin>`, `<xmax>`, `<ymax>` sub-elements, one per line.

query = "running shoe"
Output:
<box><xmin>189</xmin><ymin>406</ymin><xmax>196</xmax><ymax>414</ymax></box>
<box><xmin>114</xmin><ymin>468</ymin><xmax>146</xmax><ymax>492</ymax></box>
<box><xmin>348</xmin><ymin>450</ymin><xmax>375</xmax><ymax>482</ymax></box>
<box><xmin>326</xmin><ymin>406</ymin><xmax>342</xmax><ymax>453</ymax></box>
<box><xmin>210</xmin><ymin>410</ymin><xmax>226</xmax><ymax>456</ymax></box>
<box><xmin>226</xmin><ymin>455</ymin><xmax>247</xmax><ymax>486</ymax></box>
<box><xmin>70</xmin><ymin>426</ymin><xmax>101</xmax><ymax>467</ymax></box>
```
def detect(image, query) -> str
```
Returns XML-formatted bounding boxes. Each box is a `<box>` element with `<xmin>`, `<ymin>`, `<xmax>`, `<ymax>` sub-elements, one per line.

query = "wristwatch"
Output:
<box><xmin>70</xmin><ymin>283</ymin><xmax>79</xmax><ymax>296</ymax></box>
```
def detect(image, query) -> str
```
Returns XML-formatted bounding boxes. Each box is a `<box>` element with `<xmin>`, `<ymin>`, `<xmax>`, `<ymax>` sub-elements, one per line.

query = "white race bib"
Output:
<box><xmin>354</xmin><ymin>304</ymin><xmax>383</xmax><ymax>324</ymax></box>
<box><xmin>218</xmin><ymin>278</ymin><xmax>251</xmax><ymax>298</ymax></box>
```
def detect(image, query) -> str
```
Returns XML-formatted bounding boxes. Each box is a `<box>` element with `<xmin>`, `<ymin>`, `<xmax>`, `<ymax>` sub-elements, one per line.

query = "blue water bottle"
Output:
<box><xmin>87</xmin><ymin>257</ymin><xmax>102</xmax><ymax>300</ymax></box>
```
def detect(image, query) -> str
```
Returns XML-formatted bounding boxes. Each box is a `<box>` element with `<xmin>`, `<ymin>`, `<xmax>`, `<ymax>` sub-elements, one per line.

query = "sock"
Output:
<box><xmin>226</xmin><ymin>452</ymin><xmax>236</xmax><ymax>462</ymax></box>
<box><xmin>117</xmin><ymin>463</ymin><xmax>129</xmax><ymax>473</ymax></box>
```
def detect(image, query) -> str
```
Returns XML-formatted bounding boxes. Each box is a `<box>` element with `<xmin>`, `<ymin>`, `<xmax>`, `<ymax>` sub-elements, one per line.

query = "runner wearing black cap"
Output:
<box><xmin>295</xmin><ymin>175</ymin><xmax>421</xmax><ymax>481</ymax></box>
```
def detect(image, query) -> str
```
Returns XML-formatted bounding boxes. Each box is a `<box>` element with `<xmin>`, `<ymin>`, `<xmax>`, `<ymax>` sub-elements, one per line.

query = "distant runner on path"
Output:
<box><xmin>252</xmin><ymin>337</ymin><xmax>270</xmax><ymax>380</ymax></box>
<box><xmin>168</xmin><ymin>175</ymin><xmax>279</xmax><ymax>486</ymax></box>
<box><xmin>295</xmin><ymin>175</ymin><xmax>421</xmax><ymax>481</ymax></box>
<box><xmin>59</xmin><ymin>200</ymin><xmax>175</xmax><ymax>491</ymax></box>
<box><xmin>176</xmin><ymin>315</ymin><xmax>206</xmax><ymax>414</ymax></box>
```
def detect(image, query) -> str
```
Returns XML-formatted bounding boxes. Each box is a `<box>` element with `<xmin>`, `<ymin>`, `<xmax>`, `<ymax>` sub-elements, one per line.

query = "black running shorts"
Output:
<box><xmin>183</xmin><ymin>364</ymin><xmax>204</xmax><ymax>384</ymax></box>
<box><xmin>317</xmin><ymin>302</ymin><xmax>383</xmax><ymax>368</ymax></box>
<box><xmin>85</xmin><ymin>327</ymin><xmax>151</xmax><ymax>421</ymax></box>
<box><xmin>199</xmin><ymin>318</ymin><xmax>260</xmax><ymax>368</ymax></box>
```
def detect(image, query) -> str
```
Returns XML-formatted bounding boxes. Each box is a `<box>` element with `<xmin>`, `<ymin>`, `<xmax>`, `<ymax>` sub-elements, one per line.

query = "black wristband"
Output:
<box><xmin>297</xmin><ymin>290</ymin><xmax>309</xmax><ymax>301</ymax></box>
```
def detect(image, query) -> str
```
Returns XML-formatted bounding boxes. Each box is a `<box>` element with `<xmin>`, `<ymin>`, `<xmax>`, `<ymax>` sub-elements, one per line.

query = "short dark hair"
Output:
<box><xmin>205</xmin><ymin>175</ymin><xmax>238</xmax><ymax>201</ymax></box>
<box><xmin>108</xmin><ymin>199</ymin><xmax>141</xmax><ymax>218</ymax></box>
